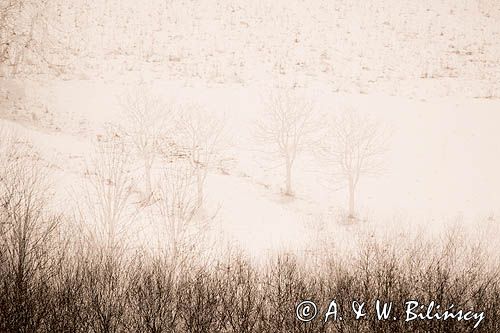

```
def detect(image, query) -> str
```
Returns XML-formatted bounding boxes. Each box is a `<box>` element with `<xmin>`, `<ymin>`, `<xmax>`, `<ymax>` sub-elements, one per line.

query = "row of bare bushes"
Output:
<box><xmin>1</xmin><ymin>231</ymin><xmax>499</xmax><ymax>332</ymax></box>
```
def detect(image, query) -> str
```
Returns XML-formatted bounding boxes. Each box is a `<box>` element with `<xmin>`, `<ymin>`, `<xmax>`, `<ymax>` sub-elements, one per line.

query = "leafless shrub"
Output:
<box><xmin>44</xmin><ymin>252</ymin><xmax>89</xmax><ymax>333</ymax></box>
<box><xmin>125</xmin><ymin>252</ymin><xmax>180</xmax><ymax>333</ymax></box>
<box><xmin>260</xmin><ymin>253</ymin><xmax>327</xmax><ymax>333</ymax></box>
<box><xmin>177</xmin><ymin>266</ymin><xmax>224</xmax><ymax>333</ymax></box>
<box><xmin>0</xmin><ymin>132</ymin><xmax>62</xmax><ymax>333</ymax></box>
<box><xmin>217</xmin><ymin>254</ymin><xmax>264</xmax><ymax>333</ymax></box>
<box><xmin>81</xmin><ymin>249</ymin><xmax>129</xmax><ymax>333</ymax></box>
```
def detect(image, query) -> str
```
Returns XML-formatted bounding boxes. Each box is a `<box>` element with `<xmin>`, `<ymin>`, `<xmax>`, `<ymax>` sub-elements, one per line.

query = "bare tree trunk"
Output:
<box><xmin>107</xmin><ymin>217</ymin><xmax>115</xmax><ymax>255</ymax></box>
<box><xmin>144</xmin><ymin>158</ymin><xmax>152</xmax><ymax>198</ymax></box>
<box><xmin>168</xmin><ymin>230</ymin><xmax>178</xmax><ymax>264</ymax></box>
<box><xmin>348</xmin><ymin>175</ymin><xmax>355</xmax><ymax>220</ymax></box>
<box><xmin>285</xmin><ymin>156</ymin><xmax>293</xmax><ymax>196</ymax></box>
<box><xmin>196</xmin><ymin>168</ymin><xmax>203</xmax><ymax>208</ymax></box>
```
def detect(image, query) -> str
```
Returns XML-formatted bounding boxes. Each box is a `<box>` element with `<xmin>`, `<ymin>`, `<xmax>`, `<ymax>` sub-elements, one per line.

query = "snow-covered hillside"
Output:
<box><xmin>1</xmin><ymin>78</ymin><xmax>499</xmax><ymax>254</ymax></box>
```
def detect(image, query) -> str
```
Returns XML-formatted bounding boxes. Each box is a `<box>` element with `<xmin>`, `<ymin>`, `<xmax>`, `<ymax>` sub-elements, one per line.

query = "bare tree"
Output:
<box><xmin>256</xmin><ymin>89</ymin><xmax>315</xmax><ymax>196</ymax></box>
<box><xmin>66</xmin><ymin>131</ymin><xmax>135</xmax><ymax>333</ymax></box>
<box><xmin>153</xmin><ymin>160</ymin><xmax>203</xmax><ymax>263</ymax></box>
<box><xmin>119</xmin><ymin>91</ymin><xmax>171</xmax><ymax>204</ymax></box>
<box><xmin>175</xmin><ymin>105</ymin><xmax>224</xmax><ymax>208</ymax></box>
<box><xmin>77</xmin><ymin>130</ymin><xmax>135</xmax><ymax>256</ymax></box>
<box><xmin>0</xmin><ymin>132</ymin><xmax>61</xmax><ymax>332</ymax></box>
<box><xmin>321</xmin><ymin>108</ymin><xmax>389</xmax><ymax>221</ymax></box>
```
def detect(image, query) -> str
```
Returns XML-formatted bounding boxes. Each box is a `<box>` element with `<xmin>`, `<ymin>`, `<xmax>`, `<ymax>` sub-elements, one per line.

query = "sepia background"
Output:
<box><xmin>0</xmin><ymin>1</ymin><xmax>499</xmax><ymax>332</ymax></box>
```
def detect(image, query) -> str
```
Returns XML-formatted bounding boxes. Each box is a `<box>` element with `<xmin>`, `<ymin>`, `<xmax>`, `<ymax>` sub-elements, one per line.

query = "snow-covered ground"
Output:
<box><xmin>1</xmin><ymin>78</ymin><xmax>499</xmax><ymax>256</ymax></box>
